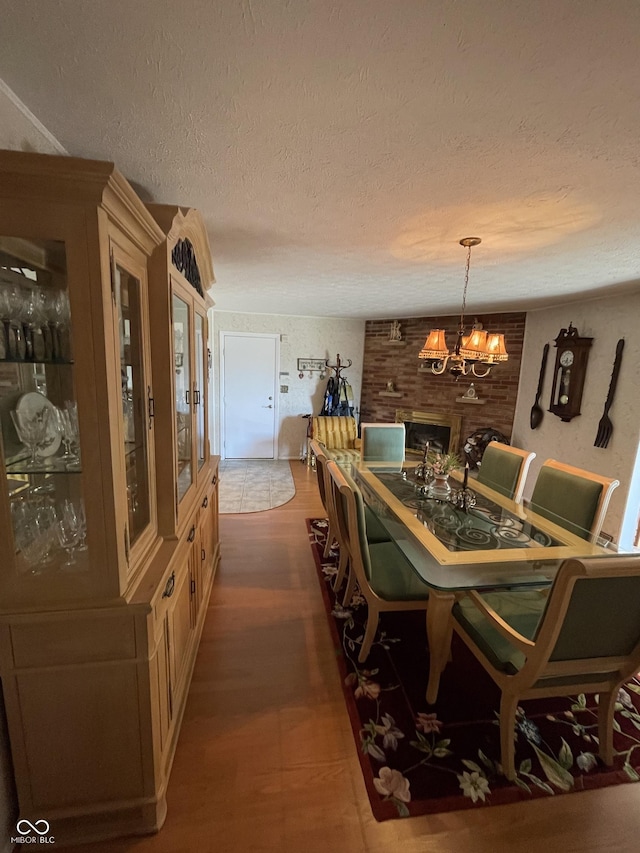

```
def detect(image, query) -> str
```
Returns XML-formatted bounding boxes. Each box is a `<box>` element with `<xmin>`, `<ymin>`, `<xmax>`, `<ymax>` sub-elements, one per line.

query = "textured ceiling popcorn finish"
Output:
<box><xmin>1</xmin><ymin>0</ymin><xmax>640</xmax><ymax>318</ymax></box>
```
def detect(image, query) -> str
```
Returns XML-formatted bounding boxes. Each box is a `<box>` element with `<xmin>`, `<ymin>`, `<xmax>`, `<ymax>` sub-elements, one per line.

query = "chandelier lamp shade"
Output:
<box><xmin>418</xmin><ymin>237</ymin><xmax>508</xmax><ymax>377</ymax></box>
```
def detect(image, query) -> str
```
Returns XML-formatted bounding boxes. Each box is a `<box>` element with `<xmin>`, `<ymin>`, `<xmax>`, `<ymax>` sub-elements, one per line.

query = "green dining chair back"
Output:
<box><xmin>476</xmin><ymin>441</ymin><xmax>536</xmax><ymax>502</ymax></box>
<box><xmin>361</xmin><ymin>423</ymin><xmax>406</xmax><ymax>467</ymax></box>
<box><xmin>451</xmin><ymin>553</ymin><xmax>640</xmax><ymax>780</ymax></box>
<box><xmin>326</xmin><ymin>460</ymin><xmax>430</xmax><ymax>663</ymax></box>
<box><xmin>310</xmin><ymin>439</ymin><xmax>391</xmax><ymax>598</ymax></box>
<box><xmin>529</xmin><ymin>459</ymin><xmax>619</xmax><ymax>542</ymax></box>
<box><xmin>309</xmin><ymin>439</ymin><xmax>338</xmax><ymax>559</ymax></box>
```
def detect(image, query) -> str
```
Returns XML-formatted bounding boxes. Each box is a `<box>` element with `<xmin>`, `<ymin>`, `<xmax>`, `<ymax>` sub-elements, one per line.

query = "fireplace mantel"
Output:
<box><xmin>395</xmin><ymin>409</ymin><xmax>462</xmax><ymax>456</ymax></box>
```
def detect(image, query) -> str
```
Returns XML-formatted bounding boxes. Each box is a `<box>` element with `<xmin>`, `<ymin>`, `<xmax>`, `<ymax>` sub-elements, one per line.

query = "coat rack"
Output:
<box><xmin>325</xmin><ymin>353</ymin><xmax>352</xmax><ymax>381</ymax></box>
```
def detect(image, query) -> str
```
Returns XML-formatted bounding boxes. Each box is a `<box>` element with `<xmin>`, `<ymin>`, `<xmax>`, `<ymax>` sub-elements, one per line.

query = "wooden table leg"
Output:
<box><xmin>426</xmin><ymin>590</ymin><xmax>456</xmax><ymax>704</ymax></box>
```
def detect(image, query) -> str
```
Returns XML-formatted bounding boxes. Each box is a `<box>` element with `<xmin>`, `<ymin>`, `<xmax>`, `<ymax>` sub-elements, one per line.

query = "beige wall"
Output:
<box><xmin>0</xmin><ymin>79</ymin><xmax>66</xmax><ymax>155</ymax></box>
<box><xmin>212</xmin><ymin>311</ymin><xmax>365</xmax><ymax>459</ymax></box>
<box><xmin>512</xmin><ymin>291</ymin><xmax>640</xmax><ymax>546</ymax></box>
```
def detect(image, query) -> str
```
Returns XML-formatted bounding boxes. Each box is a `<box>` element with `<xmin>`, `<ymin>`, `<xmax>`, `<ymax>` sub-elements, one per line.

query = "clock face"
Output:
<box><xmin>559</xmin><ymin>350</ymin><xmax>574</xmax><ymax>367</ymax></box>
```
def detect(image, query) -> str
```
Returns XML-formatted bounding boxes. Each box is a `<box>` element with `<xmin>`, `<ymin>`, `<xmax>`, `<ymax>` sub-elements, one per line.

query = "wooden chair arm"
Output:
<box><xmin>464</xmin><ymin>590</ymin><xmax>536</xmax><ymax>654</ymax></box>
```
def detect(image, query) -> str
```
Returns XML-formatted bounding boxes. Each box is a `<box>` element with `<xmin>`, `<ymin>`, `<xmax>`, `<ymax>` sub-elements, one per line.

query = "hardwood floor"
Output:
<box><xmin>67</xmin><ymin>462</ymin><xmax>640</xmax><ymax>852</ymax></box>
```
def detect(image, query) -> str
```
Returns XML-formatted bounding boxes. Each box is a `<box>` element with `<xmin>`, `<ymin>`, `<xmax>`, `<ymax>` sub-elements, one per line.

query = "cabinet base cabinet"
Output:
<box><xmin>0</xmin><ymin>471</ymin><xmax>219</xmax><ymax>846</ymax></box>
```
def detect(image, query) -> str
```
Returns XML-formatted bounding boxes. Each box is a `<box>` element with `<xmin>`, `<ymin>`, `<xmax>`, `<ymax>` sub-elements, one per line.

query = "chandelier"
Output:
<box><xmin>418</xmin><ymin>237</ymin><xmax>508</xmax><ymax>377</ymax></box>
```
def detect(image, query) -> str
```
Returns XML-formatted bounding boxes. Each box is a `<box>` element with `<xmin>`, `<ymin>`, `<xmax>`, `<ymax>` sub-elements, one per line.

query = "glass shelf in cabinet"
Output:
<box><xmin>6</xmin><ymin>460</ymin><xmax>83</xmax><ymax>475</ymax></box>
<box><xmin>0</xmin><ymin>357</ymin><xmax>75</xmax><ymax>366</ymax></box>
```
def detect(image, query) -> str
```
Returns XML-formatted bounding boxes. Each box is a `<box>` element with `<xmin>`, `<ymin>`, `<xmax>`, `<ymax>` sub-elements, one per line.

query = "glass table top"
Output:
<box><xmin>374</xmin><ymin>470</ymin><xmax>563</xmax><ymax>553</ymax></box>
<box><xmin>350</xmin><ymin>462</ymin><xmax>619</xmax><ymax>593</ymax></box>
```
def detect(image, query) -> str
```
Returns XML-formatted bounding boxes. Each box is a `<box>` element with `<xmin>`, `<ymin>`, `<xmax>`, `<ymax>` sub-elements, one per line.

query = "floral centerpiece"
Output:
<box><xmin>427</xmin><ymin>451</ymin><xmax>460</xmax><ymax>476</ymax></box>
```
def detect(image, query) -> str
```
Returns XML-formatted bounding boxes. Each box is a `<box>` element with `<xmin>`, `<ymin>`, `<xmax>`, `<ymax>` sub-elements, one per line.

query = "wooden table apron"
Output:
<box><xmin>351</xmin><ymin>463</ymin><xmax>607</xmax><ymax>703</ymax></box>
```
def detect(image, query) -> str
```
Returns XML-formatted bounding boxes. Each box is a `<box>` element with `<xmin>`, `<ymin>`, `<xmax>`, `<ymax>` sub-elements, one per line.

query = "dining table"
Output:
<box><xmin>350</xmin><ymin>460</ymin><xmax>615</xmax><ymax>703</ymax></box>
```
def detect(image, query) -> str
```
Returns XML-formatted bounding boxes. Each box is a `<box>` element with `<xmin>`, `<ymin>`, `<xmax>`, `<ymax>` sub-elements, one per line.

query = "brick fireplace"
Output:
<box><xmin>395</xmin><ymin>409</ymin><xmax>462</xmax><ymax>457</ymax></box>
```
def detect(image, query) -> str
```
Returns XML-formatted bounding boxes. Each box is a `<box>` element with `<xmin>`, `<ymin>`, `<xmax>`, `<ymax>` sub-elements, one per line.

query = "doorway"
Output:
<box><xmin>220</xmin><ymin>332</ymin><xmax>279</xmax><ymax>459</ymax></box>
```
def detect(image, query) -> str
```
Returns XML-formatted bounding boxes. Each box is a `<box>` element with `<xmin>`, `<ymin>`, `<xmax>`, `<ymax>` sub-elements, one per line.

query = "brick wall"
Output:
<box><xmin>360</xmin><ymin>312</ymin><xmax>526</xmax><ymax>454</ymax></box>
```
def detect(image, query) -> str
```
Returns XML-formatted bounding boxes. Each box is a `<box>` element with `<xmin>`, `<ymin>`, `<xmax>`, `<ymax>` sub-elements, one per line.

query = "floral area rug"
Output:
<box><xmin>306</xmin><ymin>518</ymin><xmax>640</xmax><ymax>820</ymax></box>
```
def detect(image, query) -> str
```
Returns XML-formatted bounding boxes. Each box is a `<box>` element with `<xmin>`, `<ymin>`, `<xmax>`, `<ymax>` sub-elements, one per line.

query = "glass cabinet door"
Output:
<box><xmin>194</xmin><ymin>311</ymin><xmax>207</xmax><ymax>474</ymax></box>
<box><xmin>0</xmin><ymin>238</ymin><xmax>88</xmax><ymax>575</ymax></box>
<box><xmin>173</xmin><ymin>293</ymin><xmax>193</xmax><ymax>503</ymax></box>
<box><xmin>113</xmin><ymin>258</ymin><xmax>151</xmax><ymax>549</ymax></box>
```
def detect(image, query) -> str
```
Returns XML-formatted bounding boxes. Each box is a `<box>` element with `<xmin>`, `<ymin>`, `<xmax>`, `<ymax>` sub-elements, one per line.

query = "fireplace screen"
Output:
<box><xmin>395</xmin><ymin>410</ymin><xmax>462</xmax><ymax>456</ymax></box>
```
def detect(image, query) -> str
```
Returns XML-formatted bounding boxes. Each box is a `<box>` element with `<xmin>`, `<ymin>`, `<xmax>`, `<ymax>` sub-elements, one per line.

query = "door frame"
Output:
<box><xmin>219</xmin><ymin>331</ymin><xmax>280</xmax><ymax>460</ymax></box>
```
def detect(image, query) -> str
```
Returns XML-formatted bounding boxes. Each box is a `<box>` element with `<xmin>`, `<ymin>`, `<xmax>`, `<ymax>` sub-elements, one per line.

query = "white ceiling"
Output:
<box><xmin>1</xmin><ymin>0</ymin><xmax>640</xmax><ymax>319</ymax></box>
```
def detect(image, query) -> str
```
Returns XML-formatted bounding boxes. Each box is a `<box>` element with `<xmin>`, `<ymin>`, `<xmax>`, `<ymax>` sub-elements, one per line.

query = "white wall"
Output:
<box><xmin>512</xmin><ymin>290</ymin><xmax>640</xmax><ymax>546</ymax></box>
<box><xmin>0</xmin><ymin>77</ymin><xmax>66</xmax><ymax>853</ymax></box>
<box><xmin>212</xmin><ymin>311</ymin><xmax>365</xmax><ymax>459</ymax></box>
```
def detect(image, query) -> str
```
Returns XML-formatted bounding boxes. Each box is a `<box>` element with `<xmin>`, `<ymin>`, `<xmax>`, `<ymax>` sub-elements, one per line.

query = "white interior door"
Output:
<box><xmin>221</xmin><ymin>332</ymin><xmax>278</xmax><ymax>459</ymax></box>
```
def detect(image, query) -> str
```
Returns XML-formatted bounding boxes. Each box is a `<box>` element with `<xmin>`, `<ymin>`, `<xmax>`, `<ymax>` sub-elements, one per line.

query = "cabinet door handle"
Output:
<box><xmin>201</xmin><ymin>548</ymin><xmax>206</xmax><ymax>562</ymax></box>
<box><xmin>201</xmin><ymin>495</ymin><xmax>208</xmax><ymax>509</ymax></box>
<box><xmin>211</xmin><ymin>474</ymin><xmax>217</xmax><ymax>486</ymax></box>
<box><xmin>187</xmin><ymin>525</ymin><xmax>196</xmax><ymax>543</ymax></box>
<box><xmin>147</xmin><ymin>386</ymin><xmax>155</xmax><ymax>430</ymax></box>
<box><xmin>162</xmin><ymin>571</ymin><xmax>175</xmax><ymax>598</ymax></box>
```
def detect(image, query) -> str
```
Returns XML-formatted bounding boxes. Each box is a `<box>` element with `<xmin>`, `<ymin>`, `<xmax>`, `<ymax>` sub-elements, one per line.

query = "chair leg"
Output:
<box><xmin>342</xmin><ymin>568</ymin><xmax>356</xmax><ymax>608</ymax></box>
<box><xmin>332</xmin><ymin>550</ymin><xmax>349</xmax><ymax>592</ymax></box>
<box><xmin>598</xmin><ymin>689</ymin><xmax>618</xmax><ymax>765</ymax></box>
<box><xmin>499</xmin><ymin>692</ymin><xmax>519</xmax><ymax>781</ymax></box>
<box><xmin>323</xmin><ymin>521</ymin><xmax>336</xmax><ymax>557</ymax></box>
<box><xmin>358</xmin><ymin>606</ymin><xmax>380</xmax><ymax>663</ymax></box>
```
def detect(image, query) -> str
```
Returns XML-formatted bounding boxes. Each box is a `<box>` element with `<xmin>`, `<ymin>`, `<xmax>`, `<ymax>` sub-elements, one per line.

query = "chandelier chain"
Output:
<box><xmin>459</xmin><ymin>242</ymin><xmax>472</xmax><ymax>329</ymax></box>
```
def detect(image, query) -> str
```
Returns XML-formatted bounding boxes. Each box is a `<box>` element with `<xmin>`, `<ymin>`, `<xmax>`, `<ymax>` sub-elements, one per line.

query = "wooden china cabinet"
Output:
<box><xmin>0</xmin><ymin>151</ymin><xmax>220</xmax><ymax>844</ymax></box>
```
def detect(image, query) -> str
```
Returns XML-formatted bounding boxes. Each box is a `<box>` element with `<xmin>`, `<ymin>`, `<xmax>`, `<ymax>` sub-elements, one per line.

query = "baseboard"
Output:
<box><xmin>12</xmin><ymin>795</ymin><xmax>166</xmax><ymax>848</ymax></box>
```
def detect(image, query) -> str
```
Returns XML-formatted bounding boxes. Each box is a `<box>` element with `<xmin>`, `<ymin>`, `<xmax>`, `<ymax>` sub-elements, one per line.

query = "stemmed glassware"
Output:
<box><xmin>54</xmin><ymin>402</ymin><xmax>81</xmax><ymax>469</ymax></box>
<box><xmin>52</xmin><ymin>290</ymin><xmax>71</xmax><ymax>361</ymax></box>
<box><xmin>26</xmin><ymin>286</ymin><xmax>48</xmax><ymax>361</ymax></box>
<box><xmin>7</xmin><ymin>283</ymin><xmax>27</xmax><ymax>360</ymax></box>
<box><xmin>11</xmin><ymin>497</ymin><xmax>59</xmax><ymax>572</ymax></box>
<box><xmin>56</xmin><ymin>514</ymin><xmax>80</xmax><ymax>569</ymax></box>
<box><xmin>61</xmin><ymin>498</ymin><xmax>87</xmax><ymax>552</ymax></box>
<box><xmin>10</xmin><ymin>407</ymin><xmax>51</xmax><ymax>469</ymax></box>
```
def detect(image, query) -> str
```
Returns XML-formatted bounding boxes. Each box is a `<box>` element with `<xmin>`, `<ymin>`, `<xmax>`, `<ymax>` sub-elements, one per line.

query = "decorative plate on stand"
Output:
<box><xmin>15</xmin><ymin>391</ymin><xmax>61</xmax><ymax>457</ymax></box>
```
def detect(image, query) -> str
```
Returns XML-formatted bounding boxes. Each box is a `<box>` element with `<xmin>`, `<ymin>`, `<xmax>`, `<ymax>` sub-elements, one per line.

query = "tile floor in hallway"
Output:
<box><xmin>218</xmin><ymin>459</ymin><xmax>296</xmax><ymax>513</ymax></box>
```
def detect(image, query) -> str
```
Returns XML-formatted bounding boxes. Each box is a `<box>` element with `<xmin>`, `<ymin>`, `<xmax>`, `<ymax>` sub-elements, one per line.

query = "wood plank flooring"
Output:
<box><xmin>67</xmin><ymin>462</ymin><xmax>640</xmax><ymax>852</ymax></box>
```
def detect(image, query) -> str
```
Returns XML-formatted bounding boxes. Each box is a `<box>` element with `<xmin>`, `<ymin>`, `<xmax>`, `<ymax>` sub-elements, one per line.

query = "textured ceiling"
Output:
<box><xmin>1</xmin><ymin>0</ymin><xmax>640</xmax><ymax>318</ymax></box>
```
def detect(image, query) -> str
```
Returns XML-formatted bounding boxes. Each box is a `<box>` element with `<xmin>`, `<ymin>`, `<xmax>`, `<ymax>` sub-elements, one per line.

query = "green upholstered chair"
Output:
<box><xmin>361</xmin><ymin>423</ymin><xmax>406</xmax><ymax>467</ymax></box>
<box><xmin>326</xmin><ymin>460</ymin><xmax>430</xmax><ymax>663</ymax></box>
<box><xmin>451</xmin><ymin>554</ymin><xmax>640</xmax><ymax>780</ymax></box>
<box><xmin>309</xmin><ymin>439</ymin><xmax>339</xmax><ymax>559</ymax></box>
<box><xmin>311</xmin><ymin>441</ymin><xmax>390</xmax><ymax>592</ymax></box>
<box><xmin>529</xmin><ymin>459</ymin><xmax>619</xmax><ymax>542</ymax></box>
<box><xmin>476</xmin><ymin>441</ymin><xmax>535</xmax><ymax>502</ymax></box>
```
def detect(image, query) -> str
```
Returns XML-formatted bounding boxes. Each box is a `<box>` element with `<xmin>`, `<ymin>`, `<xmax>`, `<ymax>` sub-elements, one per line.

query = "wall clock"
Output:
<box><xmin>548</xmin><ymin>323</ymin><xmax>593</xmax><ymax>422</ymax></box>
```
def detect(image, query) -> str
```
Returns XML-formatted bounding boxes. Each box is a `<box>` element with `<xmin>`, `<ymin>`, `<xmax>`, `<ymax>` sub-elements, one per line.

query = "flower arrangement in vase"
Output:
<box><xmin>426</xmin><ymin>451</ymin><xmax>461</xmax><ymax>498</ymax></box>
<box><xmin>427</xmin><ymin>451</ymin><xmax>461</xmax><ymax>477</ymax></box>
